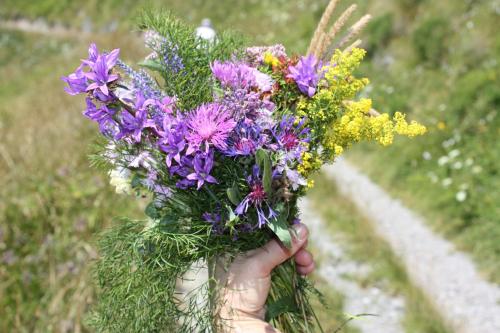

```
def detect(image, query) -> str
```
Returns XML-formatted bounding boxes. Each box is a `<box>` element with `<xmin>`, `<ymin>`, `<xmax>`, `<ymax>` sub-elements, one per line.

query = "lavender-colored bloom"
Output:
<box><xmin>116</xmin><ymin>59</ymin><xmax>163</xmax><ymax>100</ymax></box>
<box><xmin>273</xmin><ymin>116</ymin><xmax>310</xmax><ymax>160</ymax></box>
<box><xmin>219</xmin><ymin>88</ymin><xmax>275</xmax><ymax>124</ymax></box>
<box><xmin>144</xmin><ymin>30</ymin><xmax>184</xmax><ymax>74</ymax></box>
<box><xmin>62</xmin><ymin>64</ymin><xmax>88</xmax><ymax>95</ymax></box>
<box><xmin>224</xmin><ymin>122</ymin><xmax>268</xmax><ymax>156</ymax></box>
<box><xmin>211</xmin><ymin>61</ymin><xmax>273</xmax><ymax>92</ymax></box>
<box><xmin>84</xmin><ymin>48</ymin><xmax>120</xmax><ymax>97</ymax></box>
<box><xmin>83</xmin><ymin>97</ymin><xmax>119</xmax><ymax>137</ymax></box>
<box><xmin>62</xmin><ymin>43</ymin><xmax>120</xmax><ymax>102</ymax></box>
<box><xmin>235</xmin><ymin>165</ymin><xmax>277</xmax><ymax>228</ymax></box>
<box><xmin>287</xmin><ymin>55</ymin><xmax>325</xmax><ymax>97</ymax></box>
<box><xmin>245</xmin><ymin>44</ymin><xmax>287</xmax><ymax>66</ymax></box>
<box><xmin>158</xmin><ymin>115</ymin><xmax>187</xmax><ymax>167</ymax></box>
<box><xmin>186</xmin><ymin>152</ymin><xmax>217</xmax><ymax>190</ymax></box>
<box><xmin>202</xmin><ymin>211</ymin><xmax>224</xmax><ymax>234</ymax></box>
<box><xmin>186</xmin><ymin>103</ymin><xmax>236</xmax><ymax>154</ymax></box>
<box><xmin>117</xmin><ymin>92</ymin><xmax>156</xmax><ymax>142</ymax></box>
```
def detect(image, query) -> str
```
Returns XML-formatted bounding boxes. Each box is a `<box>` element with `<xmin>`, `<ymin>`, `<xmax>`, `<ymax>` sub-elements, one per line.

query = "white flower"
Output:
<box><xmin>427</xmin><ymin>172</ymin><xmax>438</xmax><ymax>183</ymax></box>
<box><xmin>452</xmin><ymin>161</ymin><xmax>463</xmax><ymax>170</ymax></box>
<box><xmin>109</xmin><ymin>168</ymin><xmax>132</xmax><ymax>195</ymax></box>
<box><xmin>465</xmin><ymin>158</ymin><xmax>474</xmax><ymax>166</ymax></box>
<box><xmin>456</xmin><ymin>191</ymin><xmax>467</xmax><ymax>202</ymax></box>
<box><xmin>448</xmin><ymin>149</ymin><xmax>460</xmax><ymax>159</ymax></box>
<box><xmin>442</xmin><ymin>178</ymin><xmax>453</xmax><ymax>187</ymax></box>
<box><xmin>438</xmin><ymin>156</ymin><xmax>450</xmax><ymax>166</ymax></box>
<box><xmin>472</xmin><ymin>165</ymin><xmax>483</xmax><ymax>174</ymax></box>
<box><xmin>422</xmin><ymin>151</ymin><xmax>432</xmax><ymax>160</ymax></box>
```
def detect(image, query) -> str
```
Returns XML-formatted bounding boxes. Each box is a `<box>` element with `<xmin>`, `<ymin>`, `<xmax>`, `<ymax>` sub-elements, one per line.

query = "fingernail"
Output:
<box><xmin>293</xmin><ymin>224</ymin><xmax>307</xmax><ymax>242</ymax></box>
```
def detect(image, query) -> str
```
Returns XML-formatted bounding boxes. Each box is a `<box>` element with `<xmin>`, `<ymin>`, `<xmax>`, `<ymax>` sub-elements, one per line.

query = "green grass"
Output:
<box><xmin>347</xmin><ymin>0</ymin><xmax>500</xmax><ymax>283</ymax></box>
<box><xmin>308</xmin><ymin>173</ymin><xmax>452</xmax><ymax>333</ymax></box>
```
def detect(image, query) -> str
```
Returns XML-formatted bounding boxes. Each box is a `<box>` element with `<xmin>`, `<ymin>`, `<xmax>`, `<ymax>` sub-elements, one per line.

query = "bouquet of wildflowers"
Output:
<box><xmin>63</xmin><ymin>4</ymin><xmax>425</xmax><ymax>333</ymax></box>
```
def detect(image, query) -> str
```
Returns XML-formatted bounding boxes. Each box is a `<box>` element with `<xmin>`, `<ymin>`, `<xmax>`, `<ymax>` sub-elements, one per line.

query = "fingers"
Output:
<box><xmin>296</xmin><ymin>261</ymin><xmax>315</xmax><ymax>275</ymax></box>
<box><xmin>295</xmin><ymin>248</ymin><xmax>315</xmax><ymax>276</ymax></box>
<box><xmin>252</xmin><ymin>223</ymin><xmax>309</xmax><ymax>276</ymax></box>
<box><xmin>294</xmin><ymin>248</ymin><xmax>313</xmax><ymax>266</ymax></box>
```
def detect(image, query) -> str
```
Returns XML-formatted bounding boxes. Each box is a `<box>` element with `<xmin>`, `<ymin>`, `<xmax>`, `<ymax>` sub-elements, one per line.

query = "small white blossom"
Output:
<box><xmin>427</xmin><ymin>172</ymin><xmax>438</xmax><ymax>183</ymax></box>
<box><xmin>465</xmin><ymin>158</ymin><xmax>474</xmax><ymax>166</ymax></box>
<box><xmin>438</xmin><ymin>156</ymin><xmax>450</xmax><ymax>166</ymax></box>
<box><xmin>456</xmin><ymin>191</ymin><xmax>467</xmax><ymax>202</ymax></box>
<box><xmin>472</xmin><ymin>165</ymin><xmax>483</xmax><ymax>174</ymax></box>
<box><xmin>442</xmin><ymin>178</ymin><xmax>453</xmax><ymax>187</ymax></box>
<box><xmin>109</xmin><ymin>168</ymin><xmax>132</xmax><ymax>195</ymax></box>
<box><xmin>448</xmin><ymin>149</ymin><xmax>460</xmax><ymax>159</ymax></box>
<box><xmin>422</xmin><ymin>151</ymin><xmax>432</xmax><ymax>160</ymax></box>
<box><xmin>453</xmin><ymin>161</ymin><xmax>463</xmax><ymax>169</ymax></box>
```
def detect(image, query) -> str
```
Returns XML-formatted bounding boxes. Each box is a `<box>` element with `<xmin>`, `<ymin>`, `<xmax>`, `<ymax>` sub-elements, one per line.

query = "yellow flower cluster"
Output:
<box><xmin>298</xmin><ymin>151</ymin><xmax>322</xmax><ymax>177</ymax></box>
<box><xmin>263</xmin><ymin>52</ymin><xmax>280</xmax><ymax>67</ymax></box>
<box><xmin>295</xmin><ymin>48</ymin><xmax>426</xmax><ymax>162</ymax></box>
<box><xmin>323</xmin><ymin>98</ymin><xmax>426</xmax><ymax>156</ymax></box>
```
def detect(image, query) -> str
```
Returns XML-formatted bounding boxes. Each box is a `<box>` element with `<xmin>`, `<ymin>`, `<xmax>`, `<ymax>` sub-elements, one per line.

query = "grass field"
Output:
<box><xmin>0</xmin><ymin>0</ymin><xmax>498</xmax><ymax>331</ymax></box>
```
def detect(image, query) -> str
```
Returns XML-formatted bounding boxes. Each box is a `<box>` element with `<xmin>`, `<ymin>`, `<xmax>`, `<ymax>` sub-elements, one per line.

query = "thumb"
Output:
<box><xmin>253</xmin><ymin>223</ymin><xmax>309</xmax><ymax>276</ymax></box>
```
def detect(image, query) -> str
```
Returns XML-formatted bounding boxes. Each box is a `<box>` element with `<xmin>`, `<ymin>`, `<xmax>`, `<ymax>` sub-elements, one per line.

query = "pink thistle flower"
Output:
<box><xmin>186</xmin><ymin>103</ymin><xmax>236</xmax><ymax>154</ymax></box>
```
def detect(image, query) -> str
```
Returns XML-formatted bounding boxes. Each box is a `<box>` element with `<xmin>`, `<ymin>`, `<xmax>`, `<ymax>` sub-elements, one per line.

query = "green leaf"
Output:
<box><xmin>226</xmin><ymin>183</ymin><xmax>241</xmax><ymax>205</ymax></box>
<box><xmin>145</xmin><ymin>202</ymin><xmax>160</xmax><ymax>219</ymax></box>
<box><xmin>138</xmin><ymin>59</ymin><xmax>164</xmax><ymax>72</ymax></box>
<box><xmin>268</xmin><ymin>213</ymin><xmax>292</xmax><ymax>249</ymax></box>
<box><xmin>265</xmin><ymin>294</ymin><xmax>298</xmax><ymax>321</ymax></box>
<box><xmin>130</xmin><ymin>174</ymin><xmax>142</xmax><ymax>188</ymax></box>
<box><xmin>255</xmin><ymin>149</ymin><xmax>272</xmax><ymax>194</ymax></box>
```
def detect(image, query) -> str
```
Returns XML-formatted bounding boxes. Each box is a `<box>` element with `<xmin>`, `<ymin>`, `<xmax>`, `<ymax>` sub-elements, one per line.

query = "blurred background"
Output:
<box><xmin>0</xmin><ymin>0</ymin><xmax>499</xmax><ymax>332</ymax></box>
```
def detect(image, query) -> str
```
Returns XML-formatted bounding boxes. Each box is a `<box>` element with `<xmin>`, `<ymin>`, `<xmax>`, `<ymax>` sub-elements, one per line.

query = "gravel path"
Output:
<box><xmin>324</xmin><ymin>159</ymin><xmax>500</xmax><ymax>333</ymax></box>
<box><xmin>299</xmin><ymin>198</ymin><xmax>406</xmax><ymax>333</ymax></box>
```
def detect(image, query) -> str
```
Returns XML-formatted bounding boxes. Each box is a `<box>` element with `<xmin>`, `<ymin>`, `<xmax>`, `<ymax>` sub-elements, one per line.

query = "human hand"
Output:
<box><xmin>216</xmin><ymin>223</ymin><xmax>314</xmax><ymax>333</ymax></box>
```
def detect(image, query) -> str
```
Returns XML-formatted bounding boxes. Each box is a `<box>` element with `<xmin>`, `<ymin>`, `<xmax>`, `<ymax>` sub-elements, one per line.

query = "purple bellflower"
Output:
<box><xmin>83</xmin><ymin>97</ymin><xmax>119</xmax><ymax>137</ymax></box>
<box><xmin>287</xmin><ymin>55</ymin><xmax>325</xmax><ymax>97</ymax></box>
<box><xmin>117</xmin><ymin>92</ymin><xmax>156</xmax><ymax>142</ymax></box>
<box><xmin>186</xmin><ymin>151</ymin><xmax>217</xmax><ymax>189</ymax></box>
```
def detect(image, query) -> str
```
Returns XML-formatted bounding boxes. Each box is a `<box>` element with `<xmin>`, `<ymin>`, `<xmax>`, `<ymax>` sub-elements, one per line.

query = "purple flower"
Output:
<box><xmin>235</xmin><ymin>165</ymin><xmax>277</xmax><ymax>228</ymax></box>
<box><xmin>224</xmin><ymin>122</ymin><xmax>268</xmax><ymax>156</ymax></box>
<box><xmin>186</xmin><ymin>152</ymin><xmax>217</xmax><ymax>189</ymax></box>
<box><xmin>84</xmin><ymin>48</ymin><xmax>120</xmax><ymax>97</ymax></box>
<box><xmin>273</xmin><ymin>116</ymin><xmax>310</xmax><ymax>160</ymax></box>
<box><xmin>202</xmin><ymin>211</ymin><xmax>224</xmax><ymax>234</ymax></box>
<box><xmin>83</xmin><ymin>97</ymin><xmax>119</xmax><ymax>137</ymax></box>
<box><xmin>186</xmin><ymin>103</ymin><xmax>236</xmax><ymax>154</ymax></box>
<box><xmin>62</xmin><ymin>43</ymin><xmax>120</xmax><ymax>102</ymax></box>
<box><xmin>245</xmin><ymin>44</ymin><xmax>287</xmax><ymax>66</ymax></box>
<box><xmin>287</xmin><ymin>55</ymin><xmax>325</xmax><ymax>97</ymax></box>
<box><xmin>62</xmin><ymin>65</ymin><xmax>87</xmax><ymax>95</ymax></box>
<box><xmin>116</xmin><ymin>92</ymin><xmax>156</xmax><ymax>142</ymax></box>
<box><xmin>158</xmin><ymin>115</ymin><xmax>188</xmax><ymax>167</ymax></box>
<box><xmin>219</xmin><ymin>88</ymin><xmax>275</xmax><ymax>124</ymax></box>
<box><xmin>211</xmin><ymin>61</ymin><xmax>273</xmax><ymax>92</ymax></box>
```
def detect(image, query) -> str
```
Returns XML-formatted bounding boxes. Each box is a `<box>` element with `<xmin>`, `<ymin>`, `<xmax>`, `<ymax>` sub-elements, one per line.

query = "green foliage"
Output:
<box><xmin>365</xmin><ymin>13</ymin><xmax>394</xmax><ymax>55</ymax></box>
<box><xmin>138</xmin><ymin>10</ymin><xmax>244</xmax><ymax>110</ymax></box>
<box><xmin>412</xmin><ymin>17</ymin><xmax>450</xmax><ymax>66</ymax></box>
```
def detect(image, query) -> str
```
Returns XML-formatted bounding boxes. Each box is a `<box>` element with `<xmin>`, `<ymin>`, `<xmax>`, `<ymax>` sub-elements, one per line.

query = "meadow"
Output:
<box><xmin>0</xmin><ymin>0</ymin><xmax>498</xmax><ymax>331</ymax></box>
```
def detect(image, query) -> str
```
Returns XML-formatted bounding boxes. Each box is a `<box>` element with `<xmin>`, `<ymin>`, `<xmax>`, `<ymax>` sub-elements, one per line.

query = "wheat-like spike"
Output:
<box><xmin>307</xmin><ymin>0</ymin><xmax>340</xmax><ymax>55</ymax></box>
<box><xmin>311</xmin><ymin>31</ymin><xmax>326</xmax><ymax>58</ymax></box>
<box><xmin>316</xmin><ymin>4</ymin><xmax>358</xmax><ymax>58</ymax></box>
<box><xmin>336</xmin><ymin>14</ymin><xmax>372</xmax><ymax>50</ymax></box>
<box><xmin>344</xmin><ymin>38</ymin><xmax>362</xmax><ymax>53</ymax></box>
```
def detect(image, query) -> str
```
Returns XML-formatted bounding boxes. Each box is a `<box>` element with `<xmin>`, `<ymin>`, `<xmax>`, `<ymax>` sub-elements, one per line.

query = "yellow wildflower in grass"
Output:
<box><xmin>437</xmin><ymin>121</ymin><xmax>446</xmax><ymax>130</ymax></box>
<box><xmin>263</xmin><ymin>52</ymin><xmax>280</xmax><ymax>67</ymax></box>
<box><xmin>298</xmin><ymin>151</ymin><xmax>323</xmax><ymax>177</ymax></box>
